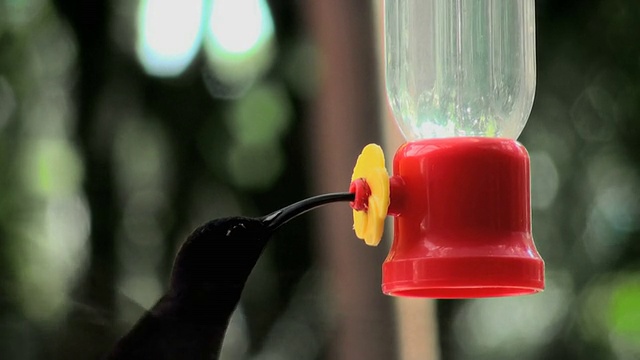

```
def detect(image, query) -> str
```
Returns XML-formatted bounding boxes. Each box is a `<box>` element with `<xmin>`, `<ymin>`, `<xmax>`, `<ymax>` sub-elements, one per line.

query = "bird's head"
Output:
<box><xmin>168</xmin><ymin>193</ymin><xmax>353</xmax><ymax>294</ymax></box>
<box><xmin>169</xmin><ymin>216</ymin><xmax>273</xmax><ymax>293</ymax></box>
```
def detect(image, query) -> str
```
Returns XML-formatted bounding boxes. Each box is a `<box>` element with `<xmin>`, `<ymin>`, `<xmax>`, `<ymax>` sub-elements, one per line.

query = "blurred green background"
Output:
<box><xmin>0</xmin><ymin>0</ymin><xmax>639</xmax><ymax>359</ymax></box>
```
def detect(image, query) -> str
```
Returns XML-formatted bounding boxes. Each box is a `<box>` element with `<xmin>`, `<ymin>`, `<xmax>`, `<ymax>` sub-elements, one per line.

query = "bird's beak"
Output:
<box><xmin>262</xmin><ymin>192</ymin><xmax>355</xmax><ymax>231</ymax></box>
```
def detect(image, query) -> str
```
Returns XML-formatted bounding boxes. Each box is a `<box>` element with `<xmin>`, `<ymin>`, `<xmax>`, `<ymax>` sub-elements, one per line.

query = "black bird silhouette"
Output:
<box><xmin>104</xmin><ymin>192</ymin><xmax>354</xmax><ymax>360</ymax></box>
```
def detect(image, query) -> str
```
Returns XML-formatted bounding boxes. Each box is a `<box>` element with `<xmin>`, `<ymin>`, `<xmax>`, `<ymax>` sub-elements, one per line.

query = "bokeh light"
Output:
<box><xmin>581</xmin><ymin>273</ymin><xmax>640</xmax><ymax>358</ymax></box>
<box><xmin>223</xmin><ymin>81</ymin><xmax>292</xmax><ymax>190</ymax></box>
<box><xmin>203</xmin><ymin>0</ymin><xmax>275</xmax><ymax>91</ymax></box>
<box><xmin>1</xmin><ymin>0</ymin><xmax>47</xmax><ymax>30</ymax></box>
<box><xmin>227</xmin><ymin>82</ymin><xmax>292</xmax><ymax>147</ymax></box>
<box><xmin>454</xmin><ymin>272</ymin><xmax>573</xmax><ymax>360</ymax></box>
<box><xmin>19</xmin><ymin>139</ymin><xmax>84</xmax><ymax>198</ymax></box>
<box><xmin>208</xmin><ymin>0</ymin><xmax>273</xmax><ymax>55</ymax></box>
<box><xmin>136</xmin><ymin>0</ymin><xmax>205</xmax><ymax>77</ymax></box>
<box><xmin>530</xmin><ymin>151</ymin><xmax>560</xmax><ymax>210</ymax></box>
<box><xmin>227</xmin><ymin>142</ymin><xmax>285</xmax><ymax>190</ymax></box>
<box><xmin>608</xmin><ymin>275</ymin><xmax>640</xmax><ymax>346</ymax></box>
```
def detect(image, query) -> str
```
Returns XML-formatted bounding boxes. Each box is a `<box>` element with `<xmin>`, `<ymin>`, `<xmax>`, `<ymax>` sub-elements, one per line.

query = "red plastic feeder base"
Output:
<box><xmin>382</xmin><ymin>138</ymin><xmax>544</xmax><ymax>298</ymax></box>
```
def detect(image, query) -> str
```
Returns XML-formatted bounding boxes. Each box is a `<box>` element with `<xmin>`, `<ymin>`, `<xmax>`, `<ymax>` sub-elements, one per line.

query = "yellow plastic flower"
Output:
<box><xmin>351</xmin><ymin>144</ymin><xmax>390</xmax><ymax>246</ymax></box>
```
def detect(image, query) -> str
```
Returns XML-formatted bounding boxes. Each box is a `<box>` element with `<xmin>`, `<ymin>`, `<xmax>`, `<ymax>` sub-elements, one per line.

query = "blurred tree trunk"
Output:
<box><xmin>304</xmin><ymin>1</ymin><xmax>397</xmax><ymax>359</ymax></box>
<box><xmin>51</xmin><ymin>1</ymin><xmax>119</xmax><ymax>357</ymax></box>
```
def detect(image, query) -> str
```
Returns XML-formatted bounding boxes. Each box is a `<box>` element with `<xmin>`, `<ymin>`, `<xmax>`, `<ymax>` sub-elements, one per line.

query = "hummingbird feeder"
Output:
<box><xmin>349</xmin><ymin>0</ymin><xmax>545</xmax><ymax>298</ymax></box>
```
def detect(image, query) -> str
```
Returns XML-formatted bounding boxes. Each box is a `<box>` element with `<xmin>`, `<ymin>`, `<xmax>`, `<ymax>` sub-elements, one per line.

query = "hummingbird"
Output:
<box><xmin>104</xmin><ymin>192</ymin><xmax>354</xmax><ymax>360</ymax></box>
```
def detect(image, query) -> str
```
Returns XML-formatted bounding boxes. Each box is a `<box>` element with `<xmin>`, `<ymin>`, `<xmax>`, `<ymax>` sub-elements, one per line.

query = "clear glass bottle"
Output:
<box><xmin>385</xmin><ymin>0</ymin><xmax>536</xmax><ymax>140</ymax></box>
